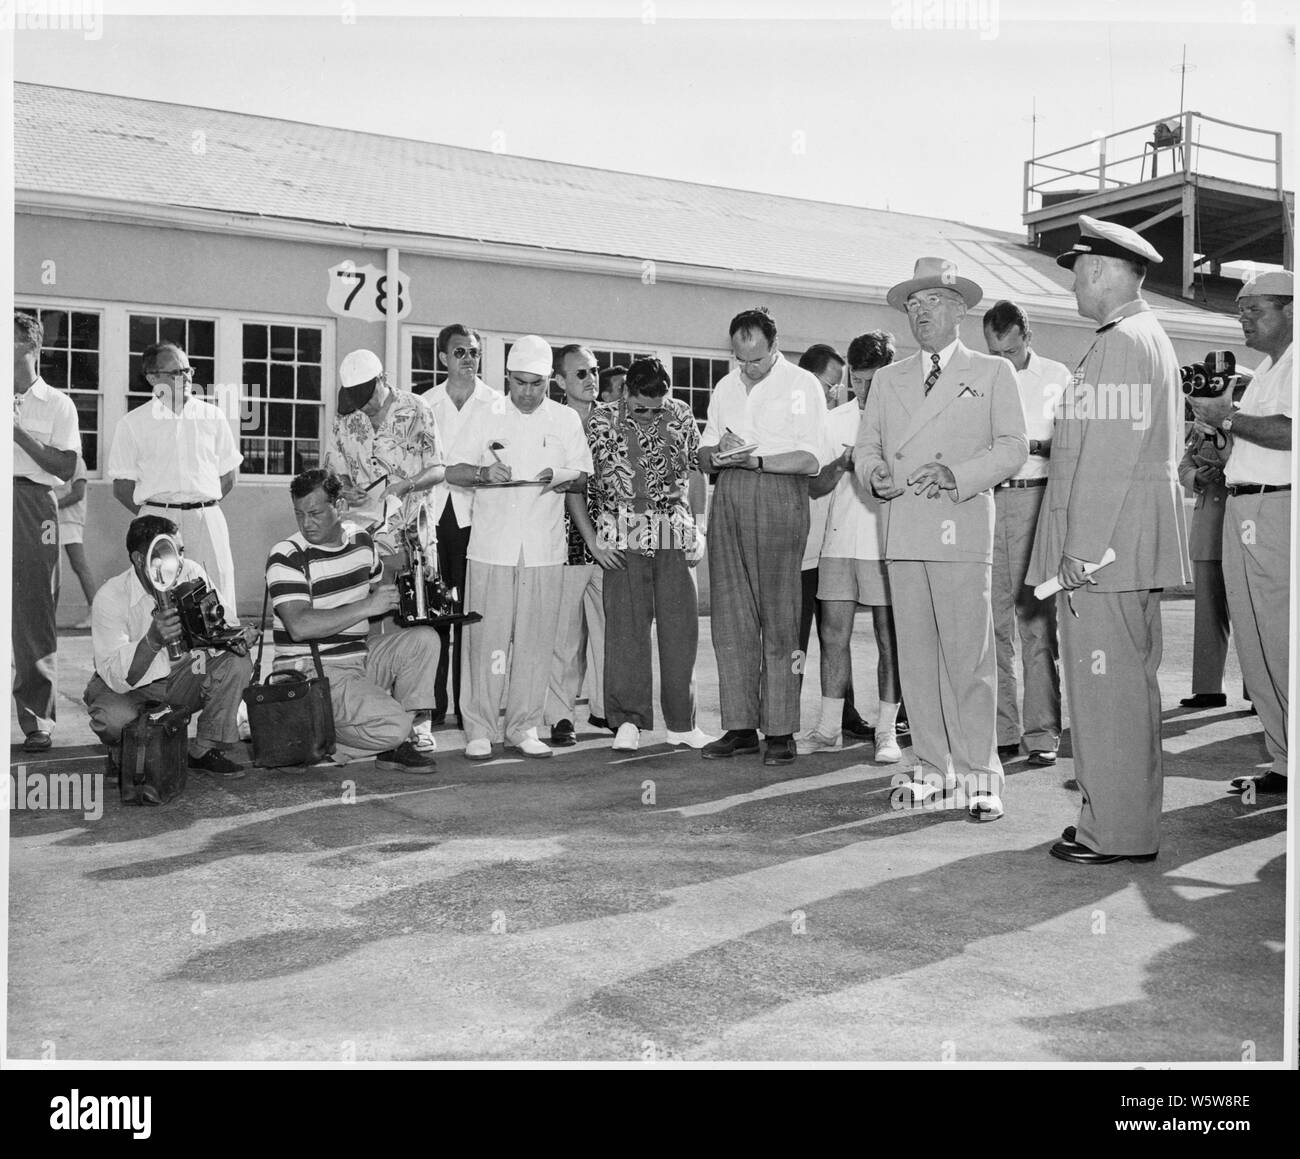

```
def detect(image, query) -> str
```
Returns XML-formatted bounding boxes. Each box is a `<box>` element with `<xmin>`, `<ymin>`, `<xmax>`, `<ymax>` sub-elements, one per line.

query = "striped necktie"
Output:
<box><xmin>923</xmin><ymin>352</ymin><xmax>941</xmax><ymax>396</ymax></box>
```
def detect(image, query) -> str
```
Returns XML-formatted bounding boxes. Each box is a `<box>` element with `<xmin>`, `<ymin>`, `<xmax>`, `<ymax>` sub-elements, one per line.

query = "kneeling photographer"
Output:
<box><xmin>85</xmin><ymin>515</ymin><xmax>254</xmax><ymax>779</ymax></box>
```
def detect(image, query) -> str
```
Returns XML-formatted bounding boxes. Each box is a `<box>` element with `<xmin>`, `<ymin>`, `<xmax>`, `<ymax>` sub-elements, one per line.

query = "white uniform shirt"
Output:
<box><xmin>13</xmin><ymin>377</ymin><xmax>81</xmax><ymax>486</ymax></box>
<box><xmin>1012</xmin><ymin>350</ymin><xmax>1072</xmax><ymax>481</ymax></box>
<box><xmin>108</xmin><ymin>392</ymin><xmax>242</xmax><ymax>504</ymax></box>
<box><xmin>702</xmin><ymin>355</ymin><xmax>829</xmax><ymax>468</ymax></box>
<box><xmin>425</xmin><ymin>377</ymin><xmax>502</xmax><ymax>526</ymax></box>
<box><xmin>821</xmin><ymin>401</ymin><xmax>886</xmax><ymax>562</ymax></box>
<box><xmin>1224</xmin><ymin>346</ymin><xmax>1294</xmax><ymax>487</ymax></box>
<box><xmin>450</xmin><ymin>396</ymin><xmax>594</xmax><ymax>567</ymax></box>
<box><xmin>92</xmin><ymin>558</ymin><xmax>212</xmax><ymax>693</ymax></box>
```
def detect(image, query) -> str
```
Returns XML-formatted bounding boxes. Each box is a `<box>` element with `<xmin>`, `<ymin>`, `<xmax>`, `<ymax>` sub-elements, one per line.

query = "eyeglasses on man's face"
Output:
<box><xmin>451</xmin><ymin>345</ymin><xmax>481</xmax><ymax>360</ymax></box>
<box><xmin>628</xmin><ymin>403</ymin><xmax>665</xmax><ymax>415</ymax></box>
<box><xmin>569</xmin><ymin>367</ymin><xmax>601</xmax><ymax>381</ymax></box>
<box><xmin>905</xmin><ymin>292</ymin><xmax>961</xmax><ymax>315</ymax></box>
<box><xmin>151</xmin><ymin>366</ymin><xmax>195</xmax><ymax>380</ymax></box>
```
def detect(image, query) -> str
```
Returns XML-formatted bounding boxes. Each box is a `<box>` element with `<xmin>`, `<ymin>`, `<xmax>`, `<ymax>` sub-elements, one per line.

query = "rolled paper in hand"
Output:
<box><xmin>1034</xmin><ymin>548</ymin><xmax>1116</xmax><ymax>600</ymax></box>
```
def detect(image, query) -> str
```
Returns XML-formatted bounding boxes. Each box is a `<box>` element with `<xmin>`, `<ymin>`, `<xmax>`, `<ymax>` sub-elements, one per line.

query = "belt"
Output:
<box><xmin>996</xmin><ymin>478</ymin><xmax>1048</xmax><ymax>490</ymax></box>
<box><xmin>145</xmin><ymin>500</ymin><xmax>218</xmax><ymax>510</ymax></box>
<box><xmin>12</xmin><ymin>476</ymin><xmax>53</xmax><ymax>488</ymax></box>
<box><xmin>1226</xmin><ymin>484</ymin><xmax>1291</xmax><ymax>497</ymax></box>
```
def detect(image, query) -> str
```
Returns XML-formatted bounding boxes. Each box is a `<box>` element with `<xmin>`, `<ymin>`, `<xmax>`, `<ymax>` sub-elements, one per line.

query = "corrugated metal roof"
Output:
<box><xmin>14</xmin><ymin>82</ymin><xmax>1221</xmax><ymax>320</ymax></box>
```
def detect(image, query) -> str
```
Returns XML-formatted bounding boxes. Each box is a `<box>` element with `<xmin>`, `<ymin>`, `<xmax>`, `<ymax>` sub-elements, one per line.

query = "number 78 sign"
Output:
<box><xmin>327</xmin><ymin>261</ymin><xmax>412</xmax><ymax>322</ymax></box>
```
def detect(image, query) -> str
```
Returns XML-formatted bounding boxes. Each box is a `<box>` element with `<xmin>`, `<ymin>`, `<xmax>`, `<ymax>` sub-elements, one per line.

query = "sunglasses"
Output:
<box><xmin>629</xmin><ymin>404</ymin><xmax>665</xmax><ymax>415</ymax></box>
<box><xmin>451</xmin><ymin>346</ymin><xmax>481</xmax><ymax>359</ymax></box>
<box><xmin>571</xmin><ymin>368</ymin><xmax>599</xmax><ymax>381</ymax></box>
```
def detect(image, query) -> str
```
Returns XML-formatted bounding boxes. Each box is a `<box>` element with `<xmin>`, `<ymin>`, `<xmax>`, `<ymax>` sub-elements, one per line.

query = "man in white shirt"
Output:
<box><xmin>1189</xmin><ymin>270</ymin><xmax>1293</xmax><ymax>798</ymax></box>
<box><xmin>84</xmin><ymin>515</ymin><xmax>253</xmax><ymax>779</ymax></box>
<box><xmin>12</xmin><ymin>312</ymin><xmax>81</xmax><ymax>751</ymax></box>
<box><xmin>445</xmin><ymin>335</ymin><xmax>594</xmax><ymax>759</ymax></box>
<box><xmin>699</xmin><ymin>307</ymin><xmax>829</xmax><ymax>767</ymax></box>
<box><xmin>800</xmin><ymin>331</ymin><xmax>903</xmax><ymax>762</ymax></box>
<box><xmin>423</xmin><ymin>324</ymin><xmax>501</xmax><ymax>728</ymax></box>
<box><xmin>108</xmin><ymin>341</ymin><xmax>242</xmax><ymax>622</ymax></box>
<box><xmin>983</xmin><ymin>300</ymin><xmax>1071</xmax><ymax>767</ymax></box>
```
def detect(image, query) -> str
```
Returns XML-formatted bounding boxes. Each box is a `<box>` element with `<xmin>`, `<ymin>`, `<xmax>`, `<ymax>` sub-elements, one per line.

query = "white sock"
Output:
<box><xmin>876</xmin><ymin>701</ymin><xmax>900</xmax><ymax>732</ymax></box>
<box><xmin>818</xmin><ymin>697</ymin><xmax>845</xmax><ymax>735</ymax></box>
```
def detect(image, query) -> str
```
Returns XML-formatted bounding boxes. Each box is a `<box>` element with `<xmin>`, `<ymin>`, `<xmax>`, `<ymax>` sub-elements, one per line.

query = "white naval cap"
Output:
<box><xmin>1056</xmin><ymin>214</ymin><xmax>1163</xmax><ymax>269</ymax></box>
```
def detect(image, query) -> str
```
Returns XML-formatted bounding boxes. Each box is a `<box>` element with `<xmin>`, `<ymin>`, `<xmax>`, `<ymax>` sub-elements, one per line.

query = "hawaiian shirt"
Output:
<box><xmin>586</xmin><ymin>397</ymin><xmax>701</xmax><ymax>557</ymax></box>
<box><xmin>325</xmin><ymin>390</ymin><xmax>443</xmax><ymax>546</ymax></box>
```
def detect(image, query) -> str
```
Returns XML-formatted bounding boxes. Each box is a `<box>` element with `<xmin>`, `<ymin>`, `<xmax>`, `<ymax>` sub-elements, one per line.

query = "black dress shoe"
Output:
<box><xmin>550</xmin><ymin>720</ymin><xmax>576</xmax><ymax>747</ymax></box>
<box><xmin>1028</xmin><ymin>749</ymin><xmax>1058</xmax><ymax>766</ymax></box>
<box><xmin>1062</xmin><ymin>826</ymin><xmax>1076</xmax><ymax>842</ymax></box>
<box><xmin>701</xmin><ymin>729</ymin><xmax>760</xmax><ymax>759</ymax></box>
<box><xmin>22</xmin><ymin>730</ymin><xmax>52</xmax><ymax>752</ymax></box>
<box><xmin>428</xmin><ymin>710</ymin><xmax>448</xmax><ymax>728</ymax></box>
<box><xmin>1050</xmin><ymin>839</ymin><xmax>1157</xmax><ymax>865</ymax></box>
<box><xmin>763</xmin><ymin>734</ymin><xmax>796</xmax><ymax>766</ymax></box>
<box><xmin>588</xmin><ymin>715</ymin><xmax>616</xmax><ymax>734</ymax></box>
<box><xmin>997</xmin><ymin>743</ymin><xmax>1021</xmax><ymax>759</ymax></box>
<box><xmin>1229</xmin><ymin>771</ymin><xmax>1288</xmax><ymax>795</ymax></box>
<box><xmin>1063</xmin><ymin>778</ymin><xmax>1080</xmax><ymax>791</ymax></box>
<box><xmin>842</xmin><ymin>715</ymin><xmax>875</xmax><ymax>740</ymax></box>
<box><xmin>189</xmin><ymin>750</ymin><xmax>247</xmax><ymax>779</ymax></box>
<box><xmin>1180</xmin><ymin>692</ymin><xmax>1227</xmax><ymax>708</ymax></box>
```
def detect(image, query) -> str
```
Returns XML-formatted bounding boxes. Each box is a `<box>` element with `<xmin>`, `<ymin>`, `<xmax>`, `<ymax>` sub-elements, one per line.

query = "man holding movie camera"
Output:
<box><xmin>84</xmin><ymin>515</ymin><xmax>254</xmax><ymax>779</ymax></box>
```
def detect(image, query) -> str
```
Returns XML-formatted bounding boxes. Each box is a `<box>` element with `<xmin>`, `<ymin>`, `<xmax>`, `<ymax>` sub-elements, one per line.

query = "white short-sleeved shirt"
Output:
<box><xmin>450</xmin><ymin>396</ymin><xmax>594</xmax><ymax>567</ymax></box>
<box><xmin>425</xmin><ymin>378</ymin><xmax>502</xmax><ymax>526</ymax></box>
<box><xmin>821</xmin><ymin>401</ymin><xmax>886</xmax><ymax>562</ymax></box>
<box><xmin>13</xmin><ymin>377</ymin><xmax>81</xmax><ymax>487</ymax></box>
<box><xmin>702</xmin><ymin>355</ymin><xmax>829</xmax><ymax>468</ymax></box>
<box><xmin>1225</xmin><ymin>346</ymin><xmax>1294</xmax><ymax>487</ymax></box>
<box><xmin>108</xmin><ymin>392</ymin><xmax>242</xmax><ymax>504</ymax></box>
<box><xmin>1013</xmin><ymin>350</ymin><xmax>1072</xmax><ymax>481</ymax></box>
<box><xmin>56</xmin><ymin>454</ymin><xmax>89</xmax><ymax>528</ymax></box>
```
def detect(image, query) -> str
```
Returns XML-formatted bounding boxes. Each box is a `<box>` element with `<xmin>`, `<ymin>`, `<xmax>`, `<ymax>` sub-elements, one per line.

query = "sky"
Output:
<box><xmin>7</xmin><ymin>0</ymin><xmax>1298</xmax><ymax>234</ymax></box>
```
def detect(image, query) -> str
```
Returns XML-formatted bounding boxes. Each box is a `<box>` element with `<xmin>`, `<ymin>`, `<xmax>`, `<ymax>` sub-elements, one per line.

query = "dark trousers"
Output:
<box><xmin>12</xmin><ymin>480</ymin><xmax>59</xmax><ymax>737</ymax></box>
<box><xmin>603</xmin><ymin>549</ymin><xmax>699</xmax><ymax>732</ymax></box>
<box><xmin>798</xmin><ymin>565</ymin><xmax>859</xmax><ymax>724</ymax></box>
<box><xmin>708</xmin><ymin>469</ymin><xmax>807</xmax><ymax>736</ymax></box>
<box><xmin>434</xmin><ymin>502</ymin><xmax>473</xmax><ymax>719</ymax></box>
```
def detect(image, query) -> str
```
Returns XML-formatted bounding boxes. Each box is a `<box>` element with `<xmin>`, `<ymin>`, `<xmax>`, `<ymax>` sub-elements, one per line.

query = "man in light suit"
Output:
<box><xmin>856</xmin><ymin>258</ymin><xmax>1028</xmax><ymax>819</ymax></box>
<box><xmin>1028</xmin><ymin>216</ymin><xmax>1190</xmax><ymax>865</ymax></box>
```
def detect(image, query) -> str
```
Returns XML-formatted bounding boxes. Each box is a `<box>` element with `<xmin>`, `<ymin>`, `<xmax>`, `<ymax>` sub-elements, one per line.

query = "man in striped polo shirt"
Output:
<box><xmin>266</xmin><ymin>468</ymin><xmax>440</xmax><ymax>771</ymax></box>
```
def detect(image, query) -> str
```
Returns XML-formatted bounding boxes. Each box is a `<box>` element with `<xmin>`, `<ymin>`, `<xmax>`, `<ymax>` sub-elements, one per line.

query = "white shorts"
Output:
<box><xmin>59</xmin><ymin>520</ymin><xmax>85</xmax><ymax>545</ymax></box>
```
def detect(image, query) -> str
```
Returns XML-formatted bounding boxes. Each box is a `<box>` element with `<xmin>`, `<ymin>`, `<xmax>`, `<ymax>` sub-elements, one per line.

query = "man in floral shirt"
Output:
<box><xmin>571</xmin><ymin>357</ymin><xmax>713</xmax><ymax>752</ymax></box>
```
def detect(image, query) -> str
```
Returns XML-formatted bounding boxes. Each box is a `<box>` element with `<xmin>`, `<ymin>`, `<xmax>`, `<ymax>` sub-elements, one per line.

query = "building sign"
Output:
<box><xmin>326</xmin><ymin>261</ymin><xmax>412</xmax><ymax>322</ymax></box>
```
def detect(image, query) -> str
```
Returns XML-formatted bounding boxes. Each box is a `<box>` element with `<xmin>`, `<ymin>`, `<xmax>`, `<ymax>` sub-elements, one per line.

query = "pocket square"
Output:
<box><xmin>957</xmin><ymin>385</ymin><xmax>983</xmax><ymax>398</ymax></box>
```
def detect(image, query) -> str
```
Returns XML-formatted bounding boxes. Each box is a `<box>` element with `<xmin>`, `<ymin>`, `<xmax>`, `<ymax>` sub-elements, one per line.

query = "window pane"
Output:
<box><xmin>81</xmin><ymin>434</ymin><xmax>99</xmax><ymax>472</ymax></box>
<box><xmin>159</xmin><ymin>317</ymin><xmax>186</xmax><ymax>347</ymax></box>
<box><xmin>269</xmin><ymin>326</ymin><xmax>295</xmax><ymax>360</ymax></box>
<box><xmin>243</xmin><ymin>398</ymin><xmax>267</xmax><ymax>436</ymax></box>
<box><xmin>188</xmin><ymin>320</ymin><xmax>215</xmax><ymax>358</ymax></box>
<box><xmin>129</xmin><ymin>315</ymin><xmax>156</xmax><ymax>351</ymax></box>
<box><xmin>243</xmin><ymin>325</ymin><xmax>268</xmax><ymax>360</ymax></box>
<box><xmin>71</xmin><ymin>313</ymin><xmax>100</xmax><ymax>350</ymax></box>
<box><xmin>295</xmin><ymin>405</ymin><xmax>319</xmax><ymax>439</ymax></box>
<box><xmin>191</xmin><ymin>356</ymin><xmax>215</xmax><ymax>389</ymax></box>
<box><xmin>40</xmin><ymin>310</ymin><xmax>68</xmax><ymax>346</ymax></box>
<box><xmin>42</xmin><ymin>349</ymin><xmax>69</xmax><ymax>390</ymax></box>
<box><xmin>297</xmin><ymin>328</ymin><xmax>321</xmax><ymax>364</ymax></box>
<box><xmin>296</xmin><ymin>441</ymin><xmax>320</xmax><ymax>472</ymax></box>
<box><xmin>672</xmin><ymin>357</ymin><xmax>690</xmax><ymax>388</ymax></box>
<box><xmin>297</xmin><ymin>364</ymin><xmax>321</xmax><ymax>401</ymax></box>
<box><xmin>270</xmin><ymin>363</ymin><xmax>295</xmax><ymax>399</ymax></box>
<box><xmin>69</xmin><ymin>351</ymin><xmax>98</xmax><ymax>392</ymax></box>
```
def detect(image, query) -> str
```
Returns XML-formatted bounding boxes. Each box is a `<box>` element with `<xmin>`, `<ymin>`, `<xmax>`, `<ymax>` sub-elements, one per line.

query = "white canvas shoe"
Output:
<box><xmin>968</xmin><ymin>791</ymin><xmax>1005</xmax><ymax>821</ymax></box>
<box><xmin>873</xmin><ymin>728</ymin><xmax>902</xmax><ymax>763</ymax></box>
<box><xmin>796</xmin><ymin>729</ymin><xmax>843</xmax><ymax>754</ymax></box>
<box><xmin>665</xmin><ymin>728</ymin><xmax>713</xmax><ymax>749</ymax></box>
<box><xmin>511</xmin><ymin>728</ymin><xmax>553</xmax><ymax>758</ymax></box>
<box><xmin>464</xmin><ymin>738</ymin><xmax>493</xmax><ymax>760</ymax></box>
<box><xmin>612</xmin><ymin>723</ymin><xmax>640</xmax><ymax>751</ymax></box>
<box><xmin>411</xmin><ymin>728</ymin><xmax>437</xmax><ymax>752</ymax></box>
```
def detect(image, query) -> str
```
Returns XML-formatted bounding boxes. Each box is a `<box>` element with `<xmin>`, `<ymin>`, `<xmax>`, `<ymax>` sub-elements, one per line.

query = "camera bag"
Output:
<box><xmin>116</xmin><ymin>704</ymin><xmax>192</xmax><ymax>806</ymax></box>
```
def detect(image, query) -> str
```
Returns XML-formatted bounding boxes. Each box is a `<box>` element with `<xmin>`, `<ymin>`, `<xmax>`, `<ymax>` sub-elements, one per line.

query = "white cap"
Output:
<box><xmin>1238</xmin><ymin>270</ymin><xmax>1293</xmax><ymax>299</ymax></box>
<box><xmin>506</xmin><ymin>335</ymin><xmax>553</xmax><ymax>379</ymax></box>
<box><xmin>339</xmin><ymin>349</ymin><xmax>384</xmax><ymax>388</ymax></box>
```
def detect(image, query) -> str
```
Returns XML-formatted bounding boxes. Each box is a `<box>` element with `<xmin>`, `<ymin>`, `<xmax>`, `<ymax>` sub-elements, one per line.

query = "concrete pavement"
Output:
<box><xmin>5</xmin><ymin>599</ymin><xmax>1288</xmax><ymax>1063</ymax></box>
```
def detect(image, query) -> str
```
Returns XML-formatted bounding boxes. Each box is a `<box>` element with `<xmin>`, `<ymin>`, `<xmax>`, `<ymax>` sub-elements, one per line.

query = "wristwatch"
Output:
<box><xmin>755</xmin><ymin>456</ymin><xmax>764</xmax><ymax>473</ymax></box>
<box><xmin>1221</xmin><ymin>405</ymin><xmax>1239</xmax><ymax>434</ymax></box>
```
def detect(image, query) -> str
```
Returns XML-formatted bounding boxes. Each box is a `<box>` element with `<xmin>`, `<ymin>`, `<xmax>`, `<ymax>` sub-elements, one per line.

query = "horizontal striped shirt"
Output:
<box><xmin>265</xmin><ymin>523</ymin><xmax>380</xmax><ymax>662</ymax></box>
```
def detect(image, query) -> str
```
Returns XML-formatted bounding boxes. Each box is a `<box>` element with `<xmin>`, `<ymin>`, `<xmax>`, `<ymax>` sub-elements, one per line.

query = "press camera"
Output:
<box><xmin>388</xmin><ymin>504</ymin><xmax>482</xmax><ymax>629</ymax></box>
<box><xmin>144</xmin><ymin>534</ymin><xmax>250</xmax><ymax>659</ymax></box>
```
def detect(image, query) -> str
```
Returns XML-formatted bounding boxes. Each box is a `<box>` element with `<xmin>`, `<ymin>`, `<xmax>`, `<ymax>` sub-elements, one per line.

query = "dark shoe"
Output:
<box><xmin>188</xmin><ymin>750</ymin><xmax>247</xmax><ymax>779</ymax></box>
<box><xmin>22</xmin><ymin>730</ymin><xmax>52</xmax><ymax>752</ymax></box>
<box><xmin>427</xmin><ymin>710</ymin><xmax>448</xmax><ymax>728</ymax></box>
<box><xmin>997</xmin><ymin>743</ymin><xmax>1021</xmax><ymax>760</ymax></box>
<box><xmin>1180</xmin><ymin>692</ymin><xmax>1227</xmax><ymax>708</ymax></box>
<box><xmin>1062</xmin><ymin>826</ymin><xmax>1076</xmax><ymax>842</ymax></box>
<box><xmin>841</xmin><ymin>715</ymin><xmax>875</xmax><ymax>740</ymax></box>
<box><xmin>763</xmin><ymin>734</ymin><xmax>796</xmax><ymax>766</ymax></box>
<box><xmin>550</xmin><ymin>720</ymin><xmax>576</xmax><ymax>747</ymax></box>
<box><xmin>588</xmin><ymin>715</ymin><xmax>616</xmax><ymax>734</ymax></box>
<box><xmin>701</xmin><ymin>729</ymin><xmax>760</xmax><ymax>759</ymax></box>
<box><xmin>376</xmin><ymin>742</ymin><xmax>439</xmax><ymax>772</ymax></box>
<box><xmin>1063</xmin><ymin>778</ymin><xmax>1080</xmax><ymax>791</ymax></box>
<box><xmin>1050</xmin><ymin>839</ymin><xmax>1156</xmax><ymax>865</ymax></box>
<box><xmin>1229</xmin><ymin>771</ymin><xmax>1288</xmax><ymax>795</ymax></box>
<box><xmin>1028</xmin><ymin>749</ymin><xmax>1058</xmax><ymax>766</ymax></box>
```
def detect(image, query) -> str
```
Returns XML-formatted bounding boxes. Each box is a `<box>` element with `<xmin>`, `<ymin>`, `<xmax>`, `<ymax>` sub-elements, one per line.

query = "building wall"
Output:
<box><xmin>19</xmin><ymin>211</ymin><xmax>1247</xmax><ymax>619</ymax></box>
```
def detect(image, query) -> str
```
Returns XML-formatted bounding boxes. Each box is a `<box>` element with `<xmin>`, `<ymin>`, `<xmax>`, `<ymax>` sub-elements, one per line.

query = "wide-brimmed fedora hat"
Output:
<box><xmin>886</xmin><ymin>257</ymin><xmax>984</xmax><ymax>313</ymax></box>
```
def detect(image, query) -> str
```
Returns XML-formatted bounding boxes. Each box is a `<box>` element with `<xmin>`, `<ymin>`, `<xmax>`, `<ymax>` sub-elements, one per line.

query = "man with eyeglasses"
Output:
<box><xmin>423</xmin><ymin>324</ymin><xmax>501</xmax><ymax>728</ymax></box>
<box><xmin>108</xmin><ymin>340</ymin><xmax>243</xmax><ymax>625</ymax></box>
<box><xmin>982</xmin><ymin>300</ymin><xmax>1071</xmax><ymax>768</ymax></box>
<box><xmin>699</xmin><ymin>307</ymin><xmax>830</xmax><ymax>767</ymax></box>
<box><xmin>445</xmin><ymin>335</ymin><xmax>593</xmax><ymax>760</ymax></box>
<box><xmin>544</xmin><ymin>344</ymin><xmax>611</xmax><ymax>746</ymax></box>
<box><xmin>13</xmin><ymin>311</ymin><xmax>81</xmax><ymax>752</ymax></box>
<box><xmin>856</xmin><ymin>259</ymin><xmax>1028</xmax><ymax>821</ymax></box>
<box><xmin>1188</xmin><ymin>270</ymin><xmax>1293</xmax><ymax>800</ymax></box>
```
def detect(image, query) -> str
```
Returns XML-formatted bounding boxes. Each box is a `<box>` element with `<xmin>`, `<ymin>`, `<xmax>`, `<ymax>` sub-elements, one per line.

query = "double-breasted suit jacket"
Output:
<box><xmin>854</xmin><ymin>342</ymin><xmax>1027</xmax><ymax>786</ymax></box>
